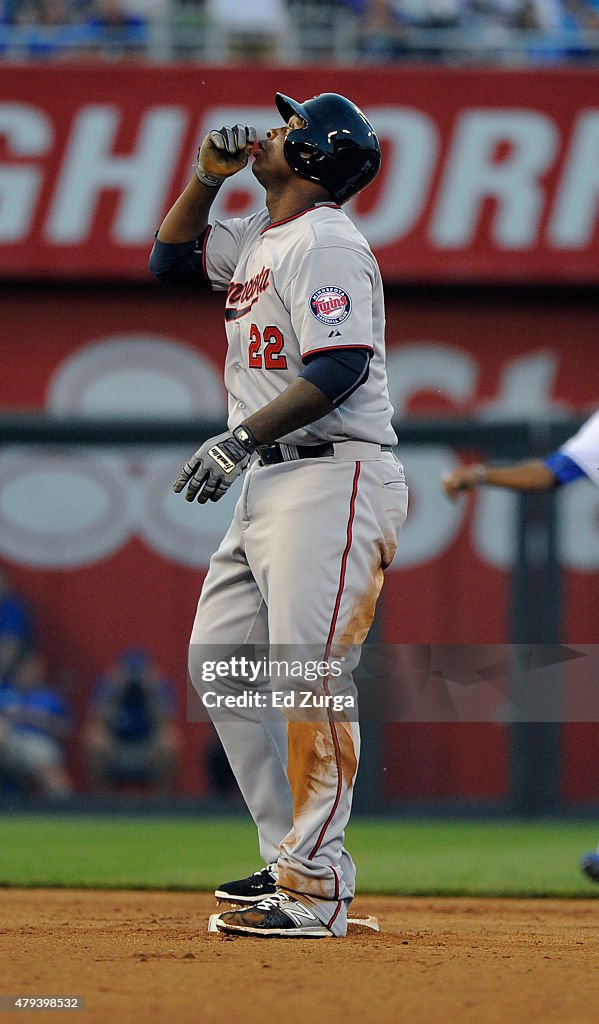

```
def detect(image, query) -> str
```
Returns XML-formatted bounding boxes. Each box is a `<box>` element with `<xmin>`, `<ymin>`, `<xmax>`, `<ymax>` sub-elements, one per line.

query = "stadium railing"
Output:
<box><xmin>0</xmin><ymin>3</ymin><xmax>598</xmax><ymax>65</ymax></box>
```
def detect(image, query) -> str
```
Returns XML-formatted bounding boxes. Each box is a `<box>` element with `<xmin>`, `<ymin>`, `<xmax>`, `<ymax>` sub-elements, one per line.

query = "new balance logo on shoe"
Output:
<box><xmin>278</xmin><ymin>900</ymin><xmax>319</xmax><ymax>926</ymax></box>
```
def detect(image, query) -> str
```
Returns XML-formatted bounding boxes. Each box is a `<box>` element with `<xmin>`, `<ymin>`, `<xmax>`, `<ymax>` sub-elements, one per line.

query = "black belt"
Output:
<box><xmin>257</xmin><ymin>442</ymin><xmax>394</xmax><ymax>466</ymax></box>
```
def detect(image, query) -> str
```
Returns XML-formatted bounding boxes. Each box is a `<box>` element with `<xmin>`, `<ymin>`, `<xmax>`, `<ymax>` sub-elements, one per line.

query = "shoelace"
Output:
<box><xmin>254</xmin><ymin>863</ymin><xmax>276</xmax><ymax>879</ymax></box>
<box><xmin>253</xmin><ymin>892</ymin><xmax>290</xmax><ymax>911</ymax></box>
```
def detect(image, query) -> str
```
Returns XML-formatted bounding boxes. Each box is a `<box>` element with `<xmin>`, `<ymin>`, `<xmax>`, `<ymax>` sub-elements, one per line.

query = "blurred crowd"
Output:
<box><xmin>0</xmin><ymin>565</ymin><xmax>72</xmax><ymax>800</ymax></box>
<box><xmin>0</xmin><ymin>1</ymin><xmax>152</xmax><ymax>59</ymax></box>
<box><xmin>0</xmin><ymin>0</ymin><xmax>597</xmax><ymax>64</ymax></box>
<box><xmin>0</xmin><ymin>564</ymin><xmax>188</xmax><ymax>802</ymax></box>
<box><xmin>356</xmin><ymin>0</ymin><xmax>599</xmax><ymax>63</ymax></box>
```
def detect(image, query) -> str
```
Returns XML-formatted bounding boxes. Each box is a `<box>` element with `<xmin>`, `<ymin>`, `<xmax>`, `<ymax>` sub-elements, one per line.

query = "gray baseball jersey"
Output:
<box><xmin>188</xmin><ymin>201</ymin><xmax>408</xmax><ymax>936</ymax></box>
<box><xmin>203</xmin><ymin>201</ymin><xmax>397</xmax><ymax>446</ymax></box>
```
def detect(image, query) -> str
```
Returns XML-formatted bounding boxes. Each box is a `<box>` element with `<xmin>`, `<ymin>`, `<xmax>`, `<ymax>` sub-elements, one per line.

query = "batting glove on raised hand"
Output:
<box><xmin>195</xmin><ymin>124</ymin><xmax>257</xmax><ymax>188</ymax></box>
<box><xmin>173</xmin><ymin>425</ymin><xmax>258</xmax><ymax>504</ymax></box>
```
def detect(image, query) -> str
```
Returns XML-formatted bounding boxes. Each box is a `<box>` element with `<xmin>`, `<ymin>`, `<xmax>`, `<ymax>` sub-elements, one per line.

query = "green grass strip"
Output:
<box><xmin>0</xmin><ymin>816</ymin><xmax>597</xmax><ymax>897</ymax></box>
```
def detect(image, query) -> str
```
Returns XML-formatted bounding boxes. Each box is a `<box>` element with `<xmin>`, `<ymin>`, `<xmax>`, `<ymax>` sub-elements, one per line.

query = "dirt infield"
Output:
<box><xmin>1</xmin><ymin>890</ymin><xmax>597</xmax><ymax>1024</ymax></box>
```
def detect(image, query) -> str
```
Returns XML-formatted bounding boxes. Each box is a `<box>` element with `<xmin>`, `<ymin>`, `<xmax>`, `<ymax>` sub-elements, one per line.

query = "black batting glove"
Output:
<box><xmin>173</xmin><ymin>425</ymin><xmax>258</xmax><ymax>504</ymax></box>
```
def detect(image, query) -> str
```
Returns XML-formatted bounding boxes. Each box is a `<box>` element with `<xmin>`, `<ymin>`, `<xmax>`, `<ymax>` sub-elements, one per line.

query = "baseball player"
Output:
<box><xmin>442</xmin><ymin>409</ymin><xmax>599</xmax><ymax>883</ymax></box>
<box><xmin>150</xmin><ymin>93</ymin><xmax>408</xmax><ymax>937</ymax></box>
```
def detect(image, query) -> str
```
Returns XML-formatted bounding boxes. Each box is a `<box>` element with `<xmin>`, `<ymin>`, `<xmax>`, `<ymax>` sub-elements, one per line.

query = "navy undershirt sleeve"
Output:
<box><xmin>300</xmin><ymin>348</ymin><xmax>371</xmax><ymax>406</ymax></box>
<box><xmin>149</xmin><ymin>230</ymin><xmax>208</xmax><ymax>284</ymax></box>
<box><xmin>543</xmin><ymin>451</ymin><xmax>587</xmax><ymax>485</ymax></box>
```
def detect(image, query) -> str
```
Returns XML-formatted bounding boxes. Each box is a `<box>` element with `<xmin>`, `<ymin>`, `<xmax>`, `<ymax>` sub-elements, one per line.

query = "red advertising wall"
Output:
<box><xmin>2</xmin><ymin>62</ymin><xmax>598</xmax><ymax>800</ymax></box>
<box><xmin>1</xmin><ymin>283</ymin><xmax>598</xmax><ymax>799</ymax></box>
<box><xmin>0</xmin><ymin>65</ymin><xmax>598</xmax><ymax>283</ymax></box>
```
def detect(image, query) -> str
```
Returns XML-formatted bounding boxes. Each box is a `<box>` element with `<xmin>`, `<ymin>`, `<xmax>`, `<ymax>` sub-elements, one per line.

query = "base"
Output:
<box><xmin>208</xmin><ymin>912</ymin><xmax>380</xmax><ymax>934</ymax></box>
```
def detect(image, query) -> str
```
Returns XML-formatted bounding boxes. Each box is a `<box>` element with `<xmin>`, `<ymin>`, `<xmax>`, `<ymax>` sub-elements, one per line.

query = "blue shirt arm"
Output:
<box><xmin>300</xmin><ymin>347</ymin><xmax>371</xmax><ymax>407</ymax></box>
<box><xmin>543</xmin><ymin>451</ymin><xmax>587</xmax><ymax>485</ymax></box>
<box><xmin>149</xmin><ymin>229</ymin><xmax>210</xmax><ymax>285</ymax></box>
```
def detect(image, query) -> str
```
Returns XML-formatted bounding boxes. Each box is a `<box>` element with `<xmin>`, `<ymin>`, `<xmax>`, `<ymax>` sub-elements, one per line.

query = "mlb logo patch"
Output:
<box><xmin>309</xmin><ymin>286</ymin><xmax>352</xmax><ymax>326</ymax></box>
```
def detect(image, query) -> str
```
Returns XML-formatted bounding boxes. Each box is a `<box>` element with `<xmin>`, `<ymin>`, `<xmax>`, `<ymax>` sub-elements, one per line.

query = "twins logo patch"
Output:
<box><xmin>309</xmin><ymin>286</ymin><xmax>352</xmax><ymax>326</ymax></box>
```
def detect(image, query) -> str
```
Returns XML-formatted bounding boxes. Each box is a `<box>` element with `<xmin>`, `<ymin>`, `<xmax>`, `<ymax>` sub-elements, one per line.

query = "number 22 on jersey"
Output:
<box><xmin>248</xmin><ymin>325</ymin><xmax>288</xmax><ymax>370</ymax></box>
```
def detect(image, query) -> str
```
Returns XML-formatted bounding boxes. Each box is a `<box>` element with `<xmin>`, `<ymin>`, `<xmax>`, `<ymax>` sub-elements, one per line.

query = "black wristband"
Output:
<box><xmin>233</xmin><ymin>424</ymin><xmax>258</xmax><ymax>453</ymax></box>
<box><xmin>194</xmin><ymin>163</ymin><xmax>225</xmax><ymax>188</ymax></box>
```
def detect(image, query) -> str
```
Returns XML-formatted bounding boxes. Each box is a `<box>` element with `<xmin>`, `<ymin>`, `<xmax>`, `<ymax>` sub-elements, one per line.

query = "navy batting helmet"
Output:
<box><xmin>275</xmin><ymin>92</ymin><xmax>381</xmax><ymax>204</ymax></box>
